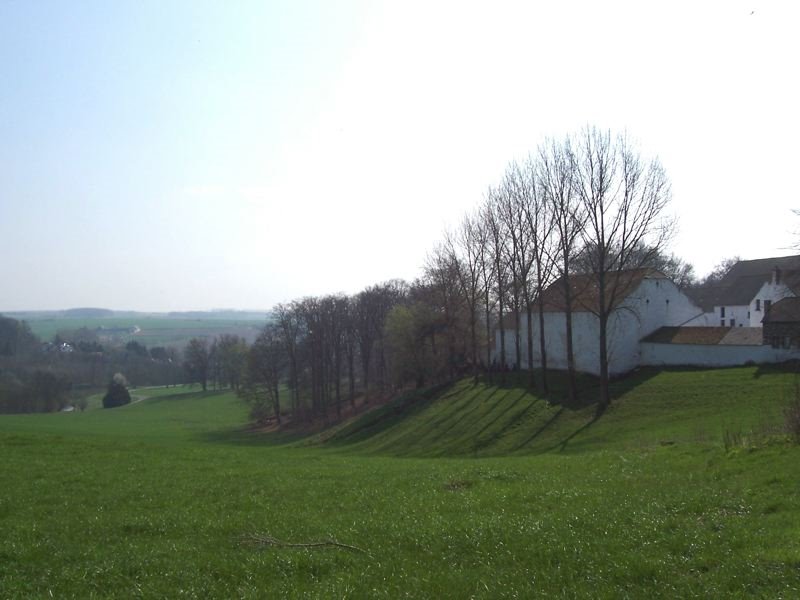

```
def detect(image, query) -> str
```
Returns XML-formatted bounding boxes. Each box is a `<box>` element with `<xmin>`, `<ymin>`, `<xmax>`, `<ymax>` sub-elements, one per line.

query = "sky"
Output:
<box><xmin>1</xmin><ymin>0</ymin><xmax>799</xmax><ymax>312</ymax></box>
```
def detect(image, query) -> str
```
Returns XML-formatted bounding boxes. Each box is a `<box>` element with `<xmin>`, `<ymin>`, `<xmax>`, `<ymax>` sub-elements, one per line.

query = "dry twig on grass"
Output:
<box><xmin>238</xmin><ymin>533</ymin><xmax>372</xmax><ymax>557</ymax></box>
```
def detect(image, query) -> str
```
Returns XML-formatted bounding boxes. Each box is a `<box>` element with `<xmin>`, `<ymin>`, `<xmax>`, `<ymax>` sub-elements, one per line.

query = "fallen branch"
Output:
<box><xmin>238</xmin><ymin>533</ymin><xmax>372</xmax><ymax>557</ymax></box>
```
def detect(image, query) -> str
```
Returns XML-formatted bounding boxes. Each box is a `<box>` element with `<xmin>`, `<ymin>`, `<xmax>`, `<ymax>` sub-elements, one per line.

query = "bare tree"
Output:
<box><xmin>425</xmin><ymin>245</ymin><xmax>463</xmax><ymax>381</ymax></box>
<box><xmin>475</xmin><ymin>207</ymin><xmax>497</xmax><ymax>383</ymax></box>
<box><xmin>275</xmin><ymin>303</ymin><xmax>302</xmax><ymax>415</ymax></box>
<box><xmin>574</xmin><ymin>127</ymin><xmax>673</xmax><ymax>411</ymax></box>
<box><xmin>483</xmin><ymin>191</ymin><xmax>509</xmax><ymax>385</ymax></box>
<box><xmin>519</xmin><ymin>154</ymin><xmax>558</xmax><ymax>393</ymax></box>
<box><xmin>184</xmin><ymin>337</ymin><xmax>210</xmax><ymax>392</ymax></box>
<box><xmin>241</xmin><ymin>324</ymin><xmax>285</xmax><ymax>425</ymax></box>
<box><xmin>497</xmin><ymin>171</ymin><xmax>525</xmax><ymax>373</ymax></box>
<box><xmin>501</xmin><ymin>161</ymin><xmax>542</xmax><ymax>388</ymax></box>
<box><xmin>538</xmin><ymin>136</ymin><xmax>584</xmax><ymax>403</ymax></box>
<box><xmin>447</xmin><ymin>212</ymin><xmax>484</xmax><ymax>383</ymax></box>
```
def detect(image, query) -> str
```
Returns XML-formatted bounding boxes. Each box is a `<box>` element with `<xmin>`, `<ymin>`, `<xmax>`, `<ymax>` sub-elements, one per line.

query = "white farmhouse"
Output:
<box><xmin>494</xmin><ymin>269</ymin><xmax>705</xmax><ymax>376</ymax></box>
<box><xmin>686</xmin><ymin>255</ymin><xmax>800</xmax><ymax>328</ymax></box>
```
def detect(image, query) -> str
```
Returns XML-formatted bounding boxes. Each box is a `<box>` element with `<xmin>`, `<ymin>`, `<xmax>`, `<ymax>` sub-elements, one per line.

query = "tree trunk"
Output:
<box><xmin>484</xmin><ymin>292</ymin><xmax>493</xmax><ymax>385</ymax></box>
<box><xmin>537</xmin><ymin>294</ymin><xmax>549</xmax><ymax>394</ymax></box>
<box><xmin>471</xmin><ymin>309</ymin><xmax>478</xmax><ymax>384</ymax></box>
<box><xmin>562</xmin><ymin>271</ymin><xmax>577</xmax><ymax>404</ymax></box>
<box><xmin>525</xmin><ymin>291</ymin><xmax>536</xmax><ymax>390</ymax></box>
<box><xmin>348</xmin><ymin>350</ymin><xmax>355</xmax><ymax>410</ymax></box>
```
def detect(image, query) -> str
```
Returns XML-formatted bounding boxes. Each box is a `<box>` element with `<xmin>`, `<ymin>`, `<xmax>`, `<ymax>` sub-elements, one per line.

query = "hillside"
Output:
<box><xmin>1</xmin><ymin>368</ymin><xmax>799</xmax><ymax>597</ymax></box>
<box><xmin>323</xmin><ymin>366</ymin><xmax>794</xmax><ymax>456</ymax></box>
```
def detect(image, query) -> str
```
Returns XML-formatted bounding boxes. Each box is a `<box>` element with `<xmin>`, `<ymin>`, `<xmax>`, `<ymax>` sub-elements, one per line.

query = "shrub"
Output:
<box><xmin>103</xmin><ymin>374</ymin><xmax>131</xmax><ymax>409</ymax></box>
<box><xmin>784</xmin><ymin>387</ymin><xmax>800</xmax><ymax>443</ymax></box>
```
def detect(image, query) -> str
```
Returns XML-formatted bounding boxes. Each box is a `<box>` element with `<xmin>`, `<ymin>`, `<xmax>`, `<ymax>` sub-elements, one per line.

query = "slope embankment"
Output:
<box><xmin>322</xmin><ymin>365</ymin><xmax>795</xmax><ymax>457</ymax></box>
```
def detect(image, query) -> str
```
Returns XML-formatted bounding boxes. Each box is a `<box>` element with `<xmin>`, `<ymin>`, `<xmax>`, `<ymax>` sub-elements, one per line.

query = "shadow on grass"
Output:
<box><xmin>143</xmin><ymin>390</ymin><xmax>228</xmax><ymax>404</ymax></box>
<box><xmin>753</xmin><ymin>361</ymin><xmax>800</xmax><ymax>379</ymax></box>
<box><xmin>543</xmin><ymin>413</ymin><xmax>602</xmax><ymax>453</ymax></box>
<box><xmin>471</xmin><ymin>393</ymin><xmax>541</xmax><ymax>453</ymax></box>
<box><xmin>324</xmin><ymin>382</ymin><xmax>455</xmax><ymax>447</ymax></box>
<box><xmin>511</xmin><ymin>407</ymin><xmax>565</xmax><ymax>452</ymax></box>
<box><xmin>198</xmin><ymin>425</ymin><xmax>308</xmax><ymax>447</ymax></box>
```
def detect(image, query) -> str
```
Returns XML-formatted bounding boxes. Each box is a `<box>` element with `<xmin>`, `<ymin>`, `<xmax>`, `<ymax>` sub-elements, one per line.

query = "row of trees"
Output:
<box><xmin>428</xmin><ymin>127</ymin><xmax>676</xmax><ymax>411</ymax></box>
<box><xmin>219</xmin><ymin>127</ymin><xmax>682</xmax><ymax>424</ymax></box>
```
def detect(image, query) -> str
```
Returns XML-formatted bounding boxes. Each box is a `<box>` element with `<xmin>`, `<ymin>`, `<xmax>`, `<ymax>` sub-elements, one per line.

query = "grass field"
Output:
<box><xmin>21</xmin><ymin>316</ymin><xmax>265</xmax><ymax>346</ymax></box>
<box><xmin>1</xmin><ymin>367</ymin><xmax>799</xmax><ymax>597</ymax></box>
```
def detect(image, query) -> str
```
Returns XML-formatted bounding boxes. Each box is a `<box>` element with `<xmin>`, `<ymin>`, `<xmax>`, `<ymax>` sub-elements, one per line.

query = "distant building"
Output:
<box><xmin>494</xmin><ymin>269</ymin><xmax>705</xmax><ymax>376</ymax></box>
<box><xmin>494</xmin><ymin>258</ymin><xmax>800</xmax><ymax>376</ymax></box>
<box><xmin>686</xmin><ymin>255</ymin><xmax>800</xmax><ymax>328</ymax></box>
<box><xmin>762</xmin><ymin>296</ymin><xmax>800</xmax><ymax>349</ymax></box>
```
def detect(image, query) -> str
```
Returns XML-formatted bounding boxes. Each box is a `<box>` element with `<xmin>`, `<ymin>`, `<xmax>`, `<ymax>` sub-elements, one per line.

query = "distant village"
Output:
<box><xmin>495</xmin><ymin>254</ymin><xmax>800</xmax><ymax>375</ymax></box>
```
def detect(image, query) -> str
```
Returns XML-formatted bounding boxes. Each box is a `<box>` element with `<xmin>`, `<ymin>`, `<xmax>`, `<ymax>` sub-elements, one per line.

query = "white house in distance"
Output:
<box><xmin>494</xmin><ymin>255</ymin><xmax>800</xmax><ymax>377</ymax></box>
<box><xmin>685</xmin><ymin>255</ymin><xmax>800</xmax><ymax>328</ymax></box>
<box><xmin>494</xmin><ymin>269</ymin><xmax>706</xmax><ymax>376</ymax></box>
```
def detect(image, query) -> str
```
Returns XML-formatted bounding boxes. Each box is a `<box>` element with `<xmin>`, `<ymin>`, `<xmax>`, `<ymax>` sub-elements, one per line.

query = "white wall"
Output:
<box><xmin>641</xmin><ymin>342</ymin><xmax>800</xmax><ymax>367</ymax></box>
<box><xmin>495</xmin><ymin>277</ymin><xmax>707</xmax><ymax>376</ymax></box>
<box><xmin>748</xmin><ymin>281</ymin><xmax>796</xmax><ymax>326</ymax></box>
<box><xmin>708</xmin><ymin>304</ymin><xmax>749</xmax><ymax>328</ymax></box>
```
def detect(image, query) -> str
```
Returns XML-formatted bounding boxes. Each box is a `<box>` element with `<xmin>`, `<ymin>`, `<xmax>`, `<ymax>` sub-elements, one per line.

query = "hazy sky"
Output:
<box><xmin>2</xmin><ymin>0</ymin><xmax>799</xmax><ymax>311</ymax></box>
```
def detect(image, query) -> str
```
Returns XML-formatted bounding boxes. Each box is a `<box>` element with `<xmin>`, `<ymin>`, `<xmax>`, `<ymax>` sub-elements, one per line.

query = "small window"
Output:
<box><xmin>720</xmin><ymin>320</ymin><xmax>725</xmax><ymax>327</ymax></box>
<box><xmin>730</xmin><ymin>319</ymin><xmax>735</xmax><ymax>327</ymax></box>
<box><xmin>756</xmin><ymin>299</ymin><xmax>761</xmax><ymax>311</ymax></box>
<box><xmin>747</xmin><ymin>311</ymin><xmax>751</xmax><ymax>319</ymax></box>
<box><xmin>721</xmin><ymin>306</ymin><xmax>726</xmax><ymax>317</ymax></box>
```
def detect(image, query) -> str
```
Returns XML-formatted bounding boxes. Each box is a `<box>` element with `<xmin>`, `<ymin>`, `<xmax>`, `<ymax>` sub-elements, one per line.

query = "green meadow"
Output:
<box><xmin>1</xmin><ymin>367</ymin><xmax>799</xmax><ymax>598</ymax></box>
<box><xmin>22</xmin><ymin>316</ymin><xmax>265</xmax><ymax>346</ymax></box>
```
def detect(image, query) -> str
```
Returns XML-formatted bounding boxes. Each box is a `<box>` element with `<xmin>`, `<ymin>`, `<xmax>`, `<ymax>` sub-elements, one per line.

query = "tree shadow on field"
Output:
<box><xmin>471</xmin><ymin>392</ymin><xmax>540</xmax><ymax>453</ymax></box>
<box><xmin>508</xmin><ymin>367</ymin><xmax>662</xmax><ymax>453</ymax></box>
<box><xmin>198</xmin><ymin>425</ymin><xmax>308</xmax><ymax>447</ymax></box>
<box><xmin>542</xmin><ymin>413</ymin><xmax>602</xmax><ymax>453</ymax></box>
<box><xmin>422</xmin><ymin>387</ymin><xmax>500</xmax><ymax>442</ymax></box>
<box><xmin>753</xmin><ymin>361</ymin><xmax>800</xmax><ymax>379</ymax></box>
<box><xmin>511</xmin><ymin>407</ymin><xmax>565</xmax><ymax>452</ymax></box>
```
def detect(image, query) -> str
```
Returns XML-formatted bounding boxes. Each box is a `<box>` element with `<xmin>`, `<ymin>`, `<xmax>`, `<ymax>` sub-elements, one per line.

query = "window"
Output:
<box><xmin>756</xmin><ymin>299</ymin><xmax>761</xmax><ymax>311</ymax></box>
<box><xmin>720</xmin><ymin>306</ymin><xmax>726</xmax><ymax>317</ymax></box>
<box><xmin>730</xmin><ymin>319</ymin><xmax>735</xmax><ymax>327</ymax></box>
<box><xmin>748</xmin><ymin>311</ymin><xmax>751</xmax><ymax>319</ymax></box>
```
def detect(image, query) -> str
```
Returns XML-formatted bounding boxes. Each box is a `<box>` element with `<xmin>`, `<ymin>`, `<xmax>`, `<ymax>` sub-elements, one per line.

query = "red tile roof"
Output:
<box><xmin>537</xmin><ymin>269</ymin><xmax>667</xmax><ymax>313</ymax></box>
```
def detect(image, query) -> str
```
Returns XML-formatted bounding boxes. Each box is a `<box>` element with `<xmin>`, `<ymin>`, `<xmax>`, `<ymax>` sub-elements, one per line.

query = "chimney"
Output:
<box><xmin>773</xmin><ymin>267</ymin><xmax>782</xmax><ymax>285</ymax></box>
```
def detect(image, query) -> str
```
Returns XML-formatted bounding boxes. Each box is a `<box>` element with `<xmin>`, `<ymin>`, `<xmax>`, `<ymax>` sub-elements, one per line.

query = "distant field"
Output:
<box><xmin>1</xmin><ymin>367</ymin><xmax>799</xmax><ymax>597</ymax></box>
<box><xmin>21</xmin><ymin>316</ymin><xmax>266</xmax><ymax>346</ymax></box>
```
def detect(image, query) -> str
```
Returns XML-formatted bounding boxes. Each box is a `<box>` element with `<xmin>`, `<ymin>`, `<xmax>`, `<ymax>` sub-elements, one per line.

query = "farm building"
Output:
<box><xmin>685</xmin><ymin>254</ymin><xmax>800</xmax><ymax>328</ymax></box>
<box><xmin>494</xmin><ymin>256</ymin><xmax>800</xmax><ymax>376</ymax></box>
<box><xmin>494</xmin><ymin>269</ymin><xmax>706</xmax><ymax>376</ymax></box>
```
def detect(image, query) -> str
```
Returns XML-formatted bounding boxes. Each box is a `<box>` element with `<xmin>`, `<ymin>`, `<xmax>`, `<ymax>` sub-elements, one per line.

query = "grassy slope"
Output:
<box><xmin>1</xmin><ymin>368</ymin><xmax>799</xmax><ymax>598</ymax></box>
<box><xmin>324</xmin><ymin>366</ymin><xmax>791</xmax><ymax>456</ymax></box>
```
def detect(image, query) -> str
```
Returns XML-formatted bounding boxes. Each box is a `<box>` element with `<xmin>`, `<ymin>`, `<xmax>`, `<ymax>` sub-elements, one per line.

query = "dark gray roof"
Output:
<box><xmin>725</xmin><ymin>254</ymin><xmax>800</xmax><ymax>279</ymax></box>
<box><xmin>686</xmin><ymin>254</ymin><xmax>800</xmax><ymax>311</ymax></box>
<box><xmin>762</xmin><ymin>297</ymin><xmax>800</xmax><ymax>323</ymax></box>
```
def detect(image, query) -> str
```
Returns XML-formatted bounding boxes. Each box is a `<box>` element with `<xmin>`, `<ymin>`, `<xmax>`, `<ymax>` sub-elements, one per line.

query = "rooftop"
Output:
<box><xmin>642</xmin><ymin>326</ymin><xmax>763</xmax><ymax>346</ymax></box>
<box><xmin>537</xmin><ymin>269</ymin><xmax>667</xmax><ymax>314</ymax></box>
<box><xmin>762</xmin><ymin>297</ymin><xmax>800</xmax><ymax>323</ymax></box>
<box><xmin>685</xmin><ymin>254</ymin><xmax>800</xmax><ymax>311</ymax></box>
